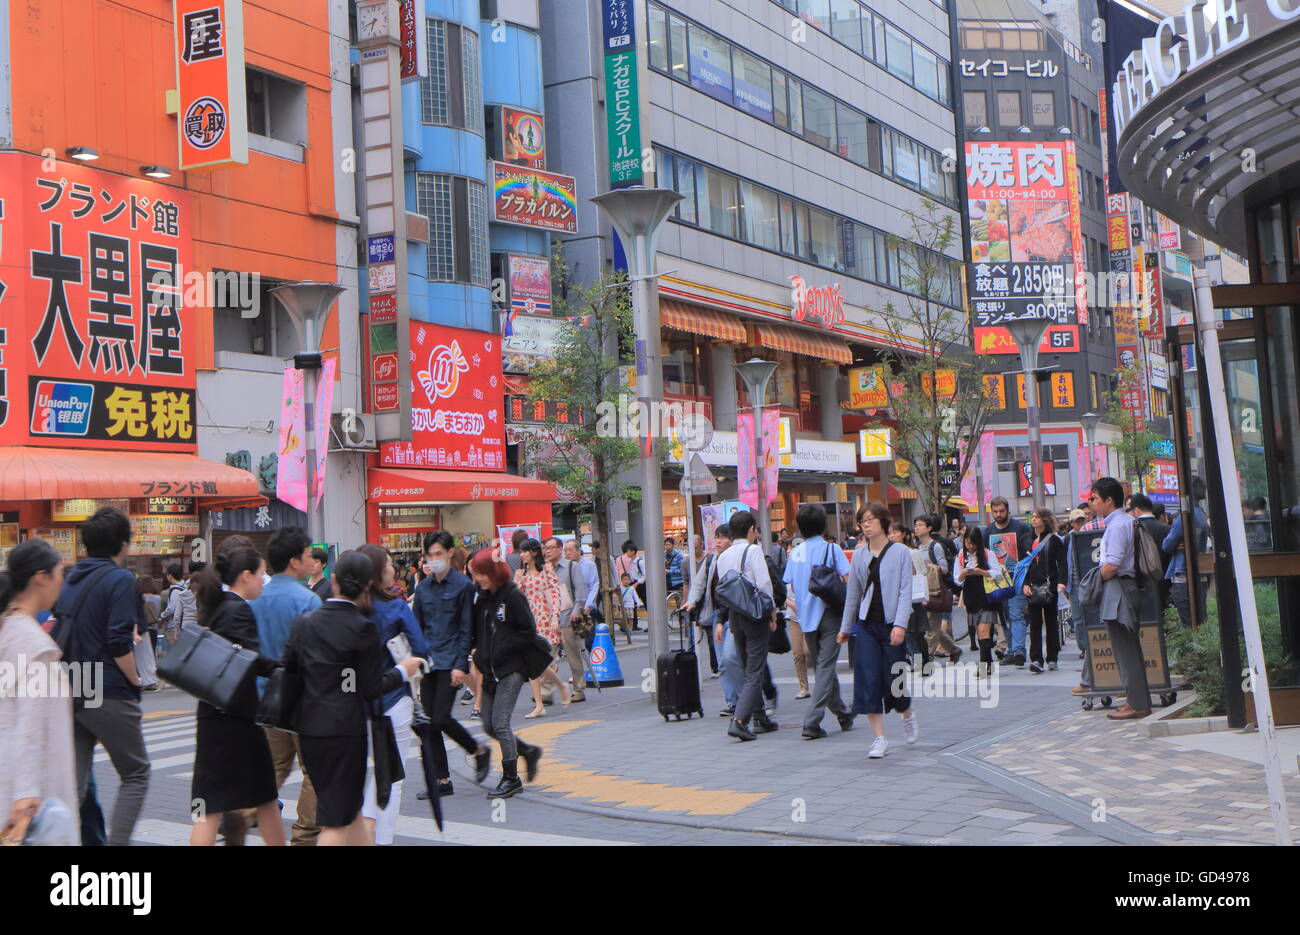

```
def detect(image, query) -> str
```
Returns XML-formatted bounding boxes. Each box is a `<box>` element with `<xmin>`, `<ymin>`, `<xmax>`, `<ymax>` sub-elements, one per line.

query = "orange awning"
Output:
<box><xmin>0</xmin><ymin>447</ymin><xmax>260</xmax><ymax>501</ymax></box>
<box><xmin>660</xmin><ymin>300</ymin><xmax>746</xmax><ymax>343</ymax></box>
<box><xmin>753</xmin><ymin>322</ymin><xmax>853</xmax><ymax>364</ymax></box>
<box><xmin>369</xmin><ymin>468</ymin><xmax>557</xmax><ymax>503</ymax></box>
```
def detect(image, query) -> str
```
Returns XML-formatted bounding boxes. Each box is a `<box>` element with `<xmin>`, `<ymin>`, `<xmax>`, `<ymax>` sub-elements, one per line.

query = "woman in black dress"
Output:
<box><xmin>188</xmin><ymin>546</ymin><xmax>284</xmax><ymax>846</ymax></box>
<box><xmin>281</xmin><ymin>551</ymin><xmax>423</xmax><ymax>846</ymax></box>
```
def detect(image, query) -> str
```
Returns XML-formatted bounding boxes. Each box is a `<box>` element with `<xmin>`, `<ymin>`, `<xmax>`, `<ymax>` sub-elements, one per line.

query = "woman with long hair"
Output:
<box><xmin>838</xmin><ymin>504</ymin><xmax>918</xmax><ymax>759</ymax></box>
<box><xmin>0</xmin><ymin>541</ymin><xmax>77</xmax><ymax>845</ymax></box>
<box><xmin>1024</xmin><ymin>508</ymin><xmax>1068</xmax><ymax>674</ymax></box>
<box><xmin>356</xmin><ymin>544</ymin><xmax>430</xmax><ymax>843</ymax></box>
<box><xmin>469</xmin><ymin>548</ymin><xmax>544</xmax><ymax>799</ymax></box>
<box><xmin>515</xmin><ymin>538</ymin><xmax>569</xmax><ymax>718</ymax></box>
<box><xmin>954</xmin><ymin>527</ymin><xmax>1005</xmax><ymax>677</ymax></box>
<box><xmin>187</xmin><ymin>546</ymin><xmax>284</xmax><ymax>846</ymax></box>
<box><xmin>889</xmin><ymin>522</ymin><xmax>932</xmax><ymax>676</ymax></box>
<box><xmin>282</xmin><ymin>550</ymin><xmax>423</xmax><ymax>846</ymax></box>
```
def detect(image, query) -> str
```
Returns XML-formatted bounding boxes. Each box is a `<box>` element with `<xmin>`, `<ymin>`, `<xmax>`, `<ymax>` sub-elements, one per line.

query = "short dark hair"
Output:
<box><xmin>1151</xmin><ymin>503</ymin><xmax>1166</xmax><ymax>519</ymax></box>
<box><xmin>511</xmin><ymin>528</ymin><xmax>530</xmax><ymax>549</ymax></box>
<box><xmin>310</xmin><ymin>547</ymin><xmax>330</xmax><ymax>565</ymax></box>
<box><xmin>1129</xmin><ymin>493</ymin><xmax>1154</xmax><ymax>514</ymax></box>
<box><xmin>0</xmin><ymin>539</ymin><xmax>60</xmax><ymax>608</ymax></box>
<box><xmin>80</xmin><ymin>506</ymin><xmax>131</xmax><ymax>558</ymax></box>
<box><xmin>332</xmin><ymin>550</ymin><xmax>375</xmax><ymax>611</ymax></box>
<box><xmin>728</xmin><ymin>510</ymin><xmax>756</xmax><ymax>540</ymax></box>
<box><xmin>855</xmin><ymin>501</ymin><xmax>891</xmax><ymax>529</ymax></box>
<box><xmin>266</xmin><ymin>526</ymin><xmax>312</xmax><ymax>574</ymax></box>
<box><xmin>545</xmin><ymin>536</ymin><xmax>564</xmax><ymax>549</ymax></box>
<box><xmin>914</xmin><ymin>514</ymin><xmax>937</xmax><ymax>533</ymax></box>
<box><xmin>664</xmin><ymin>536</ymin><xmax>676</xmax><ymax>546</ymax></box>
<box><xmin>989</xmin><ymin>496</ymin><xmax>1009</xmax><ymax>510</ymax></box>
<box><xmin>713</xmin><ymin>524</ymin><xmax>732</xmax><ymax>540</ymax></box>
<box><xmin>424</xmin><ymin>531</ymin><xmax>454</xmax><ymax>554</ymax></box>
<box><xmin>1091</xmin><ymin>476</ymin><xmax>1124</xmax><ymax>509</ymax></box>
<box><xmin>621</xmin><ymin>539</ymin><xmax>637</xmax><ymax>554</ymax></box>
<box><xmin>164</xmin><ymin>562</ymin><xmax>184</xmax><ymax>582</ymax></box>
<box><xmin>796</xmin><ymin>503</ymin><xmax>827</xmax><ymax>539</ymax></box>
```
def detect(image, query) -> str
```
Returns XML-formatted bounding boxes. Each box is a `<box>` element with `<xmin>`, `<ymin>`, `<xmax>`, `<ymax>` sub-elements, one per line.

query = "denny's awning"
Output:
<box><xmin>0</xmin><ymin>447</ymin><xmax>260</xmax><ymax>501</ymax></box>
<box><xmin>369</xmin><ymin>468</ymin><xmax>557</xmax><ymax>503</ymax></box>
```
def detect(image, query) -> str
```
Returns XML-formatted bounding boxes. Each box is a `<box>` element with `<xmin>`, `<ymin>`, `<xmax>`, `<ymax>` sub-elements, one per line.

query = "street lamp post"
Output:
<box><xmin>1080</xmin><ymin>411</ymin><xmax>1101</xmax><ymax>491</ymax></box>
<box><xmin>270</xmin><ymin>282</ymin><xmax>345</xmax><ymax>546</ymax></box>
<box><xmin>1006</xmin><ymin>317</ymin><xmax>1051</xmax><ymax>511</ymax></box>
<box><xmin>735</xmin><ymin>358</ymin><xmax>779</xmax><ymax>545</ymax></box>
<box><xmin>591</xmin><ymin>187</ymin><xmax>683</xmax><ymax>696</ymax></box>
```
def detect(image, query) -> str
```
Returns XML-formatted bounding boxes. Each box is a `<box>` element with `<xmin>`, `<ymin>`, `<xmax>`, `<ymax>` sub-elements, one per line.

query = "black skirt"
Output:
<box><xmin>299</xmin><ymin>733</ymin><xmax>367</xmax><ymax>828</ymax></box>
<box><xmin>191</xmin><ymin>705</ymin><xmax>278</xmax><ymax>813</ymax></box>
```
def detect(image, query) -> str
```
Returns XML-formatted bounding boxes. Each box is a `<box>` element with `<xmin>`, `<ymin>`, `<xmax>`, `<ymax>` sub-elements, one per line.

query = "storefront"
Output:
<box><xmin>1114</xmin><ymin>0</ymin><xmax>1300</xmax><ymax>695</ymax></box>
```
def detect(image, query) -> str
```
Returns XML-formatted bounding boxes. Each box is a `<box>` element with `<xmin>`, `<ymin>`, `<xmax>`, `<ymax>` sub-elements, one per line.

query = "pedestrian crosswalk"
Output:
<box><xmin>122</xmin><ymin>706</ymin><xmax>635</xmax><ymax>846</ymax></box>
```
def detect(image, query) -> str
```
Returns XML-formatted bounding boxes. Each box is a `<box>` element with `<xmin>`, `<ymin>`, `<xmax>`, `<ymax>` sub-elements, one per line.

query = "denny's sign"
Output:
<box><xmin>789</xmin><ymin>276</ymin><xmax>845</xmax><ymax>328</ymax></box>
<box><xmin>173</xmin><ymin>0</ymin><xmax>249</xmax><ymax>170</ymax></box>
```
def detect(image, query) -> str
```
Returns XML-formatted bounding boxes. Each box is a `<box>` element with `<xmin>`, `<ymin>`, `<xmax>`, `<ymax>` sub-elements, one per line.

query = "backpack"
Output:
<box><xmin>1133</xmin><ymin>521</ymin><xmax>1164</xmax><ymax>589</ymax></box>
<box><xmin>765</xmin><ymin>553</ymin><xmax>789</xmax><ymax>609</ymax></box>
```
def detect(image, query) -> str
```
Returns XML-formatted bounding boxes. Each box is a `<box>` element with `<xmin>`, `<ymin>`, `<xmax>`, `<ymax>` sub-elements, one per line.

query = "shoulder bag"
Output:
<box><xmin>923</xmin><ymin>541</ymin><xmax>953</xmax><ymax>613</ymax></box>
<box><xmin>808</xmin><ymin>540</ymin><xmax>847</xmax><ymax>615</ymax></box>
<box><xmin>714</xmin><ymin>544</ymin><xmax>776</xmax><ymax>625</ymax></box>
<box><xmin>157</xmin><ymin>619</ymin><xmax>259</xmax><ymax>716</ymax></box>
<box><xmin>254</xmin><ymin>665</ymin><xmax>300</xmax><ymax>732</ymax></box>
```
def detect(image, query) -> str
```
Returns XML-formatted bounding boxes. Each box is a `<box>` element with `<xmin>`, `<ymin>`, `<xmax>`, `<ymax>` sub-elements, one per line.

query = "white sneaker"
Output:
<box><xmin>902</xmin><ymin>711</ymin><xmax>919</xmax><ymax>745</ymax></box>
<box><xmin>867</xmin><ymin>736</ymin><xmax>889</xmax><ymax>759</ymax></box>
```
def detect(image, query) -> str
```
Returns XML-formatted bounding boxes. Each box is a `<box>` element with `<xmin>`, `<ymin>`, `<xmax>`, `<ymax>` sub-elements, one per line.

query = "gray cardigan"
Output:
<box><xmin>839</xmin><ymin>542</ymin><xmax>914</xmax><ymax>635</ymax></box>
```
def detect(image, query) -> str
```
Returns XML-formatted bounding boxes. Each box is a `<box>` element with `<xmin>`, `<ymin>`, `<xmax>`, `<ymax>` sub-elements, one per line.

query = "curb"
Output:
<box><xmin>1137</xmin><ymin>692</ymin><xmax>1233</xmax><ymax>737</ymax></box>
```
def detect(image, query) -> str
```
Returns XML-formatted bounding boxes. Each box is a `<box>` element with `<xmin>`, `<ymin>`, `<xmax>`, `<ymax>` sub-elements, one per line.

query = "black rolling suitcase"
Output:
<box><xmin>657</xmin><ymin>617</ymin><xmax>703</xmax><ymax>720</ymax></box>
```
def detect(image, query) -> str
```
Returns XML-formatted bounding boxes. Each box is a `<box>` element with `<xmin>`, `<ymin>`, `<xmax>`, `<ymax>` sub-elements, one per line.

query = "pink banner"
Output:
<box><xmin>959</xmin><ymin>435</ymin><xmax>977</xmax><ymax>508</ymax></box>
<box><xmin>979</xmin><ymin>431</ymin><xmax>997</xmax><ymax>510</ymax></box>
<box><xmin>738</xmin><ymin>411</ymin><xmax>780</xmax><ymax>510</ymax></box>
<box><xmin>312</xmin><ymin>358</ymin><xmax>338</xmax><ymax>509</ymax></box>
<box><xmin>277</xmin><ymin>367</ymin><xmax>308</xmax><ymax>513</ymax></box>
<box><xmin>1076</xmin><ymin>441</ymin><xmax>1108</xmax><ymax>500</ymax></box>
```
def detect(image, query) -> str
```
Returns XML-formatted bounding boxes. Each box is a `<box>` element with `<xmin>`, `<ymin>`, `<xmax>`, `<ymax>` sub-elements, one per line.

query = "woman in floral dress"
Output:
<box><xmin>515</xmin><ymin>539</ymin><xmax>570</xmax><ymax>718</ymax></box>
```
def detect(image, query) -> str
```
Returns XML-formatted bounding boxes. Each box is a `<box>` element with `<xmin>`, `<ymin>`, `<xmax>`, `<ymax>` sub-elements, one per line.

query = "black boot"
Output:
<box><xmin>519</xmin><ymin>742</ymin><xmax>543</xmax><ymax>783</ymax></box>
<box><xmin>978</xmin><ymin>638</ymin><xmax>995</xmax><ymax>678</ymax></box>
<box><xmin>488</xmin><ymin>759</ymin><xmax>524</xmax><ymax>799</ymax></box>
<box><xmin>473</xmin><ymin>744</ymin><xmax>492</xmax><ymax>784</ymax></box>
<box><xmin>727</xmin><ymin>718</ymin><xmax>756</xmax><ymax>741</ymax></box>
<box><xmin>752</xmin><ymin>712</ymin><xmax>778</xmax><ymax>734</ymax></box>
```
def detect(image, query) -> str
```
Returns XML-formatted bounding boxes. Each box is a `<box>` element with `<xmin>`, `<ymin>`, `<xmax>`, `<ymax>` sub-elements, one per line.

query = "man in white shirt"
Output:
<box><xmin>710</xmin><ymin>510</ymin><xmax>777</xmax><ymax>741</ymax></box>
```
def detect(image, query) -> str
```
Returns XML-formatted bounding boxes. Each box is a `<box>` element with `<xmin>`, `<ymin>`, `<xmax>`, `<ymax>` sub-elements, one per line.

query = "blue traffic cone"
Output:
<box><xmin>587</xmin><ymin>623</ymin><xmax>625</xmax><ymax>688</ymax></box>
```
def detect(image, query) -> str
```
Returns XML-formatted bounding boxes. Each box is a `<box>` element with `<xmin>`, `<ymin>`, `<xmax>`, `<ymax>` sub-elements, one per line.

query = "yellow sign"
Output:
<box><xmin>777</xmin><ymin>416</ymin><xmax>793</xmax><ymax>454</ymax></box>
<box><xmin>51</xmin><ymin>499</ymin><xmax>131</xmax><ymax>523</ymax></box>
<box><xmin>982</xmin><ymin>374</ymin><xmax>1006</xmax><ymax>410</ymax></box>
<box><xmin>1051</xmin><ymin>372</ymin><xmax>1075</xmax><ymax>408</ymax></box>
<box><xmin>921</xmin><ymin>369</ymin><xmax>957</xmax><ymax>400</ymax></box>
<box><xmin>858</xmin><ymin>428</ymin><xmax>892</xmax><ymax>462</ymax></box>
<box><xmin>894</xmin><ymin>459</ymin><xmax>911</xmax><ymax>478</ymax></box>
<box><xmin>1015</xmin><ymin>374</ymin><xmax>1028</xmax><ymax>409</ymax></box>
<box><xmin>848</xmin><ymin>365</ymin><xmax>889</xmax><ymax>409</ymax></box>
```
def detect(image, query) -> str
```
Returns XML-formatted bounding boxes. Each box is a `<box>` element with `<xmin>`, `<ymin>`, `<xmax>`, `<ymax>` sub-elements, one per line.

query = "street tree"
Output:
<box><xmin>866</xmin><ymin>198</ymin><xmax>996</xmax><ymax>517</ymax></box>
<box><xmin>1102</xmin><ymin>362</ymin><xmax>1165</xmax><ymax>493</ymax></box>
<box><xmin>522</xmin><ymin>246</ymin><xmax>640</xmax><ymax>627</ymax></box>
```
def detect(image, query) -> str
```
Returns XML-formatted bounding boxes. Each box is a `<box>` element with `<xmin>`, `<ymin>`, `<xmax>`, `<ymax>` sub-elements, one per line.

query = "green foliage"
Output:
<box><xmin>867</xmin><ymin>199</ymin><xmax>993</xmax><ymax>516</ymax></box>
<box><xmin>1102</xmin><ymin>363</ymin><xmax>1165</xmax><ymax>491</ymax></box>
<box><xmin>1163</xmin><ymin>581</ymin><xmax>1297</xmax><ymax>716</ymax></box>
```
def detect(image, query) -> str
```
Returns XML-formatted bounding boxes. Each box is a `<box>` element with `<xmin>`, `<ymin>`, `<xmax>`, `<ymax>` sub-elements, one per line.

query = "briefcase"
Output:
<box><xmin>157</xmin><ymin>621</ymin><xmax>258</xmax><ymax>716</ymax></box>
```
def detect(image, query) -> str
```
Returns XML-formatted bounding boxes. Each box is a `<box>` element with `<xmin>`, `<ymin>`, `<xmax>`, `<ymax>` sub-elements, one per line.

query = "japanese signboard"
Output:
<box><xmin>602</xmin><ymin>0</ymin><xmax>643</xmax><ymax>186</ymax></box>
<box><xmin>1117</xmin><ymin>345</ymin><xmax>1146</xmax><ymax>424</ymax></box>
<box><xmin>982</xmin><ymin>374</ymin><xmax>1006</xmax><ymax>410</ymax></box>
<box><xmin>1113</xmin><ymin>303</ymin><xmax>1138</xmax><ymax>346</ymax></box>
<box><xmin>965</xmin><ymin>140</ymin><xmax>1084</xmax><ymax>349</ymax></box>
<box><xmin>1050</xmin><ymin>371</ymin><xmax>1075</xmax><ymax>409</ymax></box>
<box><xmin>1142</xmin><ymin>248</ymin><xmax>1164</xmax><ymax>338</ymax></box>
<box><xmin>399</xmin><ymin>0</ymin><xmax>427</xmax><ymax>81</ymax></box>
<box><xmin>959</xmin><ymin>57</ymin><xmax>1061</xmax><ymax>80</ymax></box>
<box><xmin>501</xmin><ymin>107</ymin><xmax>546</xmax><ymax>170</ymax></box>
<box><xmin>1156</xmin><ymin>214</ymin><xmax>1180</xmax><ymax>251</ymax></box>
<box><xmin>847</xmin><ymin>366</ymin><xmax>889</xmax><ymax>409</ymax></box>
<box><xmin>490</xmin><ymin>162</ymin><xmax>578</xmax><ymax>234</ymax></box>
<box><xmin>503</xmin><ymin>315</ymin><xmax>566</xmax><ymax>374</ymax></box>
<box><xmin>173</xmin><ymin>0</ymin><xmax>248</xmax><ymax>170</ymax></box>
<box><xmin>973</xmin><ymin>324</ymin><xmax>1079</xmax><ymax>356</ymax></box>
<box><xmin>379</xmin><ymin>322</ymin><xmax>505</xmax><ymax>471</ymax></box>
<box><xmin>0</xmin><ymin>154</ymin><xmax>195</xmax><ymax>451</ymax></box>
<box><xmin>507</xmin><ymin>254</ymin><xmax>551</xmax><ymax>315</ymax></box>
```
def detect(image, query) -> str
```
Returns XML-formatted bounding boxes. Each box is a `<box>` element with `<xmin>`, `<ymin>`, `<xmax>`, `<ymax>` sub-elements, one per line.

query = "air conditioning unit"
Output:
<box><xmin>330</xmin><ymin>411</ymin><xmax>378</xmax><ymax>451</ymax></box>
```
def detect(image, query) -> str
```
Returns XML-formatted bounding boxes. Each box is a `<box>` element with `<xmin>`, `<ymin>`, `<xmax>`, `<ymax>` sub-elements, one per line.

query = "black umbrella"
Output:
<box><xmin>409</xmin><ymin>676</ymin><xmax>444</xmax><ymax>832</ymax></box>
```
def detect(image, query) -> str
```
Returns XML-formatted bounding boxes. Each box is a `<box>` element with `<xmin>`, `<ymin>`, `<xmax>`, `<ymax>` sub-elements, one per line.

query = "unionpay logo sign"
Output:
<box><xmin>30</xmin><ymin>381</ymin><xmax>94</xmax><ymax>436</ymax></box>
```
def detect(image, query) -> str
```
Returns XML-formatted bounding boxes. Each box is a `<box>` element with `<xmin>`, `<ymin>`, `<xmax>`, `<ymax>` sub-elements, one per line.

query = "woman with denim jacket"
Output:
<box><xmin>837</xmin><ymin>503</ymin><xmax>918</xmax><ymax>760</ymax></box>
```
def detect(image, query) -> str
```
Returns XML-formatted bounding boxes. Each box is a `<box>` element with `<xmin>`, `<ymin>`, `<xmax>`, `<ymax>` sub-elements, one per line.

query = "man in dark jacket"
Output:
<box><xmin>413</xmin><ymin>531</ymin><xmax>489</xmax><ymax>795</ymax></box>
<box><xmin>54</xmin><ymin>506</ymin><xmax>150</xmax><ymax>847</ymax></box>
<box><xmin>983</xmin><ymin>496</ymin><xmax>1033</xmax><ymax>667</ymax></box>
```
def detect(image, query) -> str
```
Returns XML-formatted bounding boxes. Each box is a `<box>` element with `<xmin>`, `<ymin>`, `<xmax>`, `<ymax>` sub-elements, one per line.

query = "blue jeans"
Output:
<box><xmin>1005</xmin><ymin>593</ymin><xmax>1027</xmax><ymax>655</ymax></box>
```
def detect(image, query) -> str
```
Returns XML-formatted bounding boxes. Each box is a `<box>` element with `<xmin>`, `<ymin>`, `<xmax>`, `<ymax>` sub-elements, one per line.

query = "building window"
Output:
<box><xmin>246</xmin><ymin>68</ymin><xmax>306</xmax><ymax>144</ymax></box>
<box><xmin>687</xmin><ymin>22</ymin><xmax>733</xmax><ymax>104</ymax></box>
<box><xmin>416</xmin><ymin>173</ymin><xmax>489</xmax><ymax>286</ymax></box>
<box><xmin>801</xmin><ymin>85</ymin><xmax>836</xmax><ymax>150</ymax></box>
<box><xmin>963</xmin><ymin>89</ymin><xmax>988</xmax><ymax>127</ymax></box>
<box><xmin>1030</xmin><ymin>91</ymin><xmax>1055</xmax><ymax>127</ymax></box>
<box><xmin>732</xmin><ymin>48</ymin><xmax>773</xmax><ymax>121</ymax></box>
<box><xmin>883</xmin><ymin>23</ymin><xmax>913</xmax><ymax>84</ymax></box>
<box><xmin>739</xmin><ymin>181</ymin><xmax>781</xmax><ymax>252</ymax></box>
<box><xmin>997</xmin><ymin>91</ymin><xmax>1021</xmax><ymax>126</ymax></box>
<box><xmin>829</xmin><ymin>0</ymin><xmax>864</xmax><ymax>54</ymax></box>
<box><xmin>662</xmin><ymin>333</ymin><xmax>710</xmax><ymax>397</ymax></box>
<box><xmin>699</xmin><ymin>166</ymin><xmax>739</xmax><ymax>239</ymax></box>
<box><xmin>422</xmin><ymin>20</ymin><xmax>482</xmax><ymax>134</ymax></box>
<box><xmin>835</xmin><ymin>101</ymin><xmax>868</xmax><ymax>166</ymax></box>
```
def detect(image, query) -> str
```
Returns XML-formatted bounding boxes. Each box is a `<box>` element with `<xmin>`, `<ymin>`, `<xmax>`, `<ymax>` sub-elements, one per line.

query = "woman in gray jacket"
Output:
<box><xmin>838</xmin><ymin>502</ymin><xmax>917</xmax><ymax>759</ymax></box>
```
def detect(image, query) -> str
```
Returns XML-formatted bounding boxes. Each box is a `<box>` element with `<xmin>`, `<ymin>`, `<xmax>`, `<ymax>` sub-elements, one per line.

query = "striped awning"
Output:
<box><xmin>753</xmin><ymin>322</ymin><xmax>852</xmax><ymax>365</ymax></box>
<box><xmin>660</xmin><ymin>300</ymin><xmax>746</xmax><ymax>343</ymax></box>
<box><xmin>889</xmin><ymin>486</ymin><xmax>918</xmax><ymax>500</ymax></box>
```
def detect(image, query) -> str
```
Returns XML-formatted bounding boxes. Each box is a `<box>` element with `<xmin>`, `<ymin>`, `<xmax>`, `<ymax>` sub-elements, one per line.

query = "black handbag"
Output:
<box><xmin>254</xmin><ymin>666</ymin><xmax>300</xmax><ymax>732</ymax></box>
<box><xmin>370</xmin><ymin>710</ymin><xmax>405</xmax><ymax>809</ymax></box>
<box><xmin>522</xmin><ymin>634</ymin><xmax>555</xmax><ymax>679</ymax></box>
<box><xmin>1027</xmin><ymin>583</ymin><xmax>1055</xmax><ymax>608</ymax></box>
<box><xmin>808</xmin><ymin>540</ymin><xmax>846</xmax><ymax>616</ymax></box>
<box><xmin>157</xmin><ymin>620</ymin><xmax>258</xmax><ymax>715</ymax></box>
<box><xmin>713</xmin><ymin>544</ymin><xmax>776</xmax><ymax>624</ymax></box>
<box><xmin>768</xmin><ymin>615</ymin><xmax>792</xmax><ymax>654</ymax></box>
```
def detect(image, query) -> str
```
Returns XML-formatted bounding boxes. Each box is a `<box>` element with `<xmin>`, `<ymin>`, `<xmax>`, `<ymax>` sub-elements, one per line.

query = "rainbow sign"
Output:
<box><xmin>489</xmin><ymin>161</ymin><xmax>578</xmax><ymax>234</ymax></box>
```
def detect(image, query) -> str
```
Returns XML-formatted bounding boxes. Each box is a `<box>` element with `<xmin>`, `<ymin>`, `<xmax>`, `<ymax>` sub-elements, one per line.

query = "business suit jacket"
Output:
<box><xmin>198</xmin><ymin>591</ymin><xmax>277</xmax><ymax>720</ymax></box>
<box><xmin>281</xmin><ymin>599</ymin><xmax>407</xmax><ymax>737</ymax></box>
<box><xmin>839</xmin><ymin>542</ymin><xmax>913</xmax><ymax>636</ymax></box>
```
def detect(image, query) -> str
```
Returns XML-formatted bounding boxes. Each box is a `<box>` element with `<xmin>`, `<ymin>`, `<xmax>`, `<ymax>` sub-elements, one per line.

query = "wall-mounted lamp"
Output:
<box><xmin>140</xmin><ymin>165</ymin><xmax>172</xmax><ymax>179</ymax></box>
<box><xmin>66</xmin><ymin>147</ymin><xmax>99</xmax><ymax>161</ymax></box>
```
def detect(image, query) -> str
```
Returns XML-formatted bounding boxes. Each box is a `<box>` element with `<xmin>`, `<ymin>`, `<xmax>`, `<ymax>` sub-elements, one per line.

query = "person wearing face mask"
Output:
<box><xmin>411</xmin><ymin>532</ymin><xmax>490</xmax><ymax>801</ymax></box>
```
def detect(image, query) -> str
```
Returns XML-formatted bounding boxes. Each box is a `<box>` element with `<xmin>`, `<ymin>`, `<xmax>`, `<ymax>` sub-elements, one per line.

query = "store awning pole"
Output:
<box><xmin>1192</xmin><ymin>268</ymin><xmax>1292</xmax><ymax>847</ymax></box>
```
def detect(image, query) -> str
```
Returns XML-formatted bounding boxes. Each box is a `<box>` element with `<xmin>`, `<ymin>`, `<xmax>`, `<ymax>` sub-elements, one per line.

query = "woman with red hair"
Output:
<box><xmin>468</xmin><ymin>548</ymin><xmax>544</xmax><ymax>799</ymax></box>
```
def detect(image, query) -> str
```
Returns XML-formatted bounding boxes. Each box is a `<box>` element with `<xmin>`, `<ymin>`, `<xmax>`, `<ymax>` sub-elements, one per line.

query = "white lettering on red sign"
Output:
<box><xmin>789</xmin><ymin>275</ymin><xmax>845</xmax><ymax>328</ymax></box>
